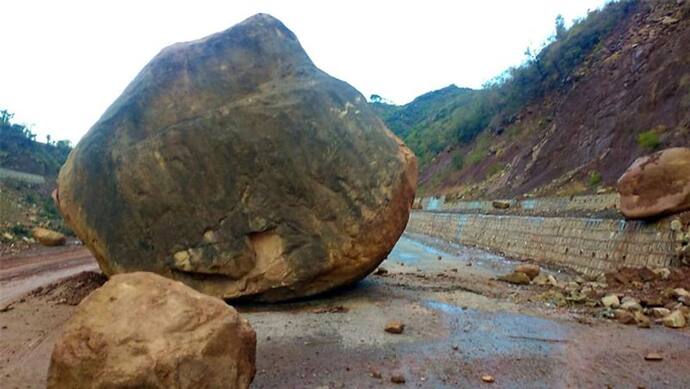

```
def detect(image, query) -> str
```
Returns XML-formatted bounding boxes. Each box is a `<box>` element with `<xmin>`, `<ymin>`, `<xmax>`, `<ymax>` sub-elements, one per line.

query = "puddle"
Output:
<box><xmin>423</xmin><ymin>300</ymin><xmax>570</xmax><ymax>357</ymax></box>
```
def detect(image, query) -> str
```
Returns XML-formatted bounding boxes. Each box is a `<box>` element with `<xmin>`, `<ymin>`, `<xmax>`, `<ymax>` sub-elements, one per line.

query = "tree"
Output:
<box><xmin>370</xmin><ymin>94</ymin><xmax>383</xmax><ymax>103</ymax></box>
<box><xmin>46</xmin><ymin>134</ymin><xmax>52</xmax><ymax>145</ymax></box>
<box><xmin>555</xmin><ymin>14</ymin><xmax>566</xmax><ymax>40</ymax></box>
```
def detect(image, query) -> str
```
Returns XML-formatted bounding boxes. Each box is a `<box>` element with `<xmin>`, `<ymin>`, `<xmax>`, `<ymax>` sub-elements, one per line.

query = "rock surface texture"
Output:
<box><xmin>56</xmin><ymin>14</ymin><xmax>417</xmax><ymax>301</ymax></box>
<box><xmin>47</xmin><ymin>272</ymin><xmax>256</xmax><ymax>389</ymax></box>
<box><xmin>617</xmin><ymin>147</ymin><xmax>690</xmax><ymax>219</ymax></box>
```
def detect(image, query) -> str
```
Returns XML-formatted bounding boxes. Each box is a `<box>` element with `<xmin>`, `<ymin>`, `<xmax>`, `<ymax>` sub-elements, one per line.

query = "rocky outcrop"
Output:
<box><xmin>31</xmin><ymin>227</ymin><xmax>65</xmax><ymax>246</ymax></box>
<box><xmin>47</xmin><ymin>272</ymin><xmax>256</xmax><ymax>389</ymax></box>
<box><xmin>56</xmin><ymin>14</ymin><xmax>417</xmax><ymax>301</ymax></box>
<box><xmin>617</xmin><ymin>147</ymin><xmax>690</xmax><ymax>219</ymax></box>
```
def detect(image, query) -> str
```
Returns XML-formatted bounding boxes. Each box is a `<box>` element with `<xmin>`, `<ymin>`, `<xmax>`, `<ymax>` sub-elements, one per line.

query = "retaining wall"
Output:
<box><xmin>407</xmin><ymin>210</ymin><xmax>687</xmax><ymax>276</ymax></box>
<box><xmin>417</xmin><ymin>193</ymin><xmax>619</xmax><ymax>216</ymax></box>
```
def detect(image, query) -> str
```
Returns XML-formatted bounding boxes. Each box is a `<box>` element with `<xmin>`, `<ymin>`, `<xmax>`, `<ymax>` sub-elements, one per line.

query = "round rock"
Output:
<box><xmin>617</xmin><ymin>147</ymin><xmax>690</xmax><ymax>219</ymax></box>
<box><xmin>56</xmin><ymin>14</ymin><xmax>417</xmax><ymax>301</ymax></box>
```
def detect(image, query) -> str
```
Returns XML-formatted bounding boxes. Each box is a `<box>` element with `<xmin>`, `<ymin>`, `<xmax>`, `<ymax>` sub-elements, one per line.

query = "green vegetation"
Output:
<box><xmin>636</xmin><ymin>130</ymin><xmax>660</xmax><ymax>150</ymax></box>
<box><xmin>588</xmin><ymin>171</ymin><xmax>602</xmax><ymax>187</ymax></box>
<box><xmin>0</xmin><ymin>109</ymin><xmax>72</xmax><ymax>176</ymax></box>
<box><xmin>452</xmin><ymin>153</ymin><xmax>464</xmax><ymax>170</ymax></box>
<box><xmin>486</xmin><ymin>163</ymin><xmax>505</xmax><ymax>178</ymax></box>
<box><xmin>372</xmin><ymin>0</ymin><xmax>639</xmax><ymax>171</ymax></box>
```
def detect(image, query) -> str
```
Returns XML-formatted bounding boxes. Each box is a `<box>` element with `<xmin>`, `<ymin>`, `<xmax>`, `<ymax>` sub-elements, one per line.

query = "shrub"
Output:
<box><xmin>487</xmin><ymin>163</ymin><xmax>505</xmax><ymax>177</ymax></box>
<box><xmin>588</xmin><ymin>171</ymin><xmax>602</xmax><ymax>187</ymax></box>
<box><xmin>636</xmin><ymin>130</ymin><xmax>660</xmax><ymax>150</ymax></box>
<box><xmin>452</xmin><ymin>153</ymin><xmax>464</xmax><ymax>170</ymax></box>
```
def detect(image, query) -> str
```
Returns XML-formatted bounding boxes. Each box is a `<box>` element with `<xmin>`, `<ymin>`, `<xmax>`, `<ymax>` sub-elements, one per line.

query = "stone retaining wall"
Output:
<box><xmin>407</xmin><ymin>210</ymin><xmax>686</xmax><ymax>276</ymax></box>
<box><xmin>417</xmin><ymin>193</ymin><xmax>619</xmax><ymax>216</ymax></box>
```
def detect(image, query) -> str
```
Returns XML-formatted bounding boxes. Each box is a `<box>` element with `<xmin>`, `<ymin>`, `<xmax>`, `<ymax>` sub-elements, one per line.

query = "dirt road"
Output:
<box><xmin>1</xmin><ymin>235</ymin><xmax>689</xmax><ymax>388</ymax></box>
<box><xmin>0</xmin><ymin>243</ymin><xmax>97</xmax><ymax>306</ymax></box>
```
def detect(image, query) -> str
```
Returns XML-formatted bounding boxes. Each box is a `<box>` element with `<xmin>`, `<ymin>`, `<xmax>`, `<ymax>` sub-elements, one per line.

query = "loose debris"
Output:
<box><xmin>524</xmin><ymin>266</ymin><xmax>690</xmax><ymax>329</ymax></box>
<box><xmin>311</xmin><ymin>305</ymin><xmax>350</xmax><ymax>314</ymax></box>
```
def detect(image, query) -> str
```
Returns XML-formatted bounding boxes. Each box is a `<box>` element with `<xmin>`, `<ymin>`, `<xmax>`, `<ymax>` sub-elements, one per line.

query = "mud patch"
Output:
<box><xmin>30</xmin><ymin>271</ymin><xmax>106</xmax><ymax>306</ymax></box>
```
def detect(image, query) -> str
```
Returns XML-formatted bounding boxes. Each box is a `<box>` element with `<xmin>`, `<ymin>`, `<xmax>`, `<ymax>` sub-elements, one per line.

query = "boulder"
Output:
<box><xmin>55</xmin><ymin>14</ymin><xmax>417</xmax><ymax>301</ymax></box>
<box><xmin>48</xmin><ymin>272</ymin><xmax>256</xmax><ymax>389</ymax></box>
<box><xmin>617</xmin><ymin>147</ymin><xmax>690</xmax><ymax>219</ymax></box>
<box><xmin>32</xmin><ymin>227</ymin><xmax>66</xmax><ymax>246</ymax></box>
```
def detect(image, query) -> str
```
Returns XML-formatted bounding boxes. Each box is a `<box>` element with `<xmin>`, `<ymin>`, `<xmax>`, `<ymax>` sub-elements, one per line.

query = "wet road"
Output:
<box><xmin>1</xmin><ymin>235</ymin><xmax>689</xmax><ymax>388</ymax></box>
<box><xmin>244</xmin><ymin>235</ymin><xmax>690</xmax><ymax>388</ymax></box>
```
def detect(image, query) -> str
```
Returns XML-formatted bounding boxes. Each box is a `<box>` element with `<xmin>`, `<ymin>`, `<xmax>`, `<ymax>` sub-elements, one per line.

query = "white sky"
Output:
<box><xmin>0</xmin><ymin>0</ymin><xmax>607</xmax><ymax>144</ymax></box>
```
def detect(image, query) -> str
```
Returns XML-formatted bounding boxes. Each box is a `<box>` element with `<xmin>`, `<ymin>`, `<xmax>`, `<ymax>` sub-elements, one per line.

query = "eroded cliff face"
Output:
<box><xmin>420</xmin><ymin>1</ymin><xmax>690</xmax><ymax>199</ymax></box>
<box><xmin>57</xmin><ymin>14</ymin><xmax>417</xmax><ymax>301</ymax></box>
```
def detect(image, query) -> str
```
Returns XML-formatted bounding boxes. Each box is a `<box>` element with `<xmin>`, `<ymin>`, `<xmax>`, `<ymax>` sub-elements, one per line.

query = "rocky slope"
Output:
<box><xmin>377</xmin><ymin>0</ymin><xmax>690</xmax><ymax>199</ymax></box>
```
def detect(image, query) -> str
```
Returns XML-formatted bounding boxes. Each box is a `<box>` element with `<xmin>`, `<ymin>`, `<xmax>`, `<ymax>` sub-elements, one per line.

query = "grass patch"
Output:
<box><xmin>588</xmin><ymin>171</ymin><xmax>602</xmax><ymax>187</ymax></box>
<box><xmin>636</xmin><ymin>130</ymin><xmax>660</xmax><ymax>150</ymax></box>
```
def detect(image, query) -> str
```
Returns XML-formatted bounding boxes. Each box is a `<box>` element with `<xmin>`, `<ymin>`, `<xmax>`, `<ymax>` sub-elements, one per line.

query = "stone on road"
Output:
<box><xmin>48</xmin><ymin>272</ymin><xmax>256</xmax><ymax>389</ymax></box>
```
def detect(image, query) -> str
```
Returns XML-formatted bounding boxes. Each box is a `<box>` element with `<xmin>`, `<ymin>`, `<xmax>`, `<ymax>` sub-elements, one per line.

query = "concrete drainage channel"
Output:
<box><xmin>409</xmin><ymin>194</ymin><xmax>688</xmax><ymax>276</ymax></box>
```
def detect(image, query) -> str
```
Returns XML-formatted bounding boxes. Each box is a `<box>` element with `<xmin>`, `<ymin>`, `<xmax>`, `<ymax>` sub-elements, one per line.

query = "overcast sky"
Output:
<box><xmin>0</xmin><ymin>0</ymin><xmax>607</xmax><ymax>144</ymax></box>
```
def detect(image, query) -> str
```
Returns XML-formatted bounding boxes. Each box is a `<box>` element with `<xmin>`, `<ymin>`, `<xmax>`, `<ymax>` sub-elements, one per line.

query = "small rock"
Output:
<box><xmin>32</xmin><ymin>227</ymin><xmax>66</xmax><ymax>247</ymax></box>
<box><xmin>662</xmin><ymin>16</ymin><xmax>679</xmax><ymax>25</ymax></box>
<box><xmin>662</xmin><ymin>310</ymin><xmax>687</xmax><ymax>328</ymax></box>
<box><xmin>497</xmin><ymin>272</ymin><xmax>531</xmax><ymax>285</ymax></box>
<box><xmin>679</xmin><ymin>296</ymin><xmax>690</xmax><ymax>307</ymax></box>
<box><xmin>1</xmin><ymin>232</ymin><xmax>14</xmax><ymax>241</ymax></box>
<box><xmin>621</xmin><ymin>299</ymin><xmax>643</xmax><ymax>312</ymax></box>
<box><xmin>670</xmin><ymin>219</ymin><xmax>683</xmax><ymax>231</ymax></box>
<box><xmin>481</xmin><ymin>374</ymin><xmax>495</xmax><ymax>383</ymax></box>
<box><xmin>370</xmin><ymin>370</ymin><xmax>382</xmax><ymax>379</ymax></box>
<box><xmin>615</xmin><ymin>310</ymin><xmax>636</xmax><ymax>325</ymax></box>
<box><xmin>492</xmin><ymin>200</ymin><xmax>511</xmax><ymax>209</ymax></box>
<box><xmin>437</xmin><ymin>255</ymin><xmax>442</xmax><ymax>260</ymax></box>
<box><xmin>391</xmin><ymin>374</ymin><xmax>406</xmax><ymax>384</ymax></box>
<box><xmin>672</xmin><ymin>288</ymin><xmax>690</xmax><ymax>298</ymax></box>
<box><xmin>644</xmin><ymin>352</ymin><xmax>663</xmax><ymax>361</ymax></box>
<box><xmin>634</xmin><ymin>311</ymin><xmax>651</xmax><ymax>328</ymax></box>
<box><xmin>515</xmin><ymin>264</ymin><xmax>540</xmax><ymax>280</ymax></box>
<box><xmin>641</xmin><ymin>296</ymin><xmax>664</xmax><ymax>307</ymax></box>
<box><xmin>651</xmin><ymin>307</ymin><xmax>671</xmax><ymax>318</ymax></box>
<box><xmin>384</xmin><ymin>320</ymin><xmax>405</xmax><ymax>334</ymax></box>
<box><xmin>374</xmin><ymin>267</ymin><xmax>388</xmax><ymax>276</ymax></box>
<box><xmin>601</xmin><ymin>294</ymin><xmax>621</xmax><ymax>308</ymax></box>
<box><xmin>652</xmin><ymin>268</ymin><xmax>671</xmax><ymax>280</ymax></box>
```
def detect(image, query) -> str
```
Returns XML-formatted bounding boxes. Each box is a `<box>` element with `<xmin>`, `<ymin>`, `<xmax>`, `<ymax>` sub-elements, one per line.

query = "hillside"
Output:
<box><xmin>0</xmin><ymin>109</ymin><xmax>73</xmax><ymax>252</ymax></box>
<box><xmin>375</xmin><ymin>0</ymin><xmax>690</xmax><ymax>199</ymax></box>
<box><xmin>0</xmin><ymin>110</ymin><xmax>71</xmax><ymax>177</ymax></box>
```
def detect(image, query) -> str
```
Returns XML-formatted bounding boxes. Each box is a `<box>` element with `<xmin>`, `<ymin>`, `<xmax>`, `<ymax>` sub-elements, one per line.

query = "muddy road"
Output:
<box><xmin>1</xmin><ymin>235</ymin><xmax>689</xmax><ymax>388</ymax></box>
<box><xmin>0</xmin><ymin>243</ymin><xmax>97</xmax><ymax>307</ymax></box>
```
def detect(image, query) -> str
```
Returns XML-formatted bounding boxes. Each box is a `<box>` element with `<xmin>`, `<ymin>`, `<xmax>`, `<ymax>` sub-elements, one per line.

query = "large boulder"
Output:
<box><xmin>56</xmin><ymin>14</ymin><xmax>417</xmax><ymax>301</ymax></box>
<box><xmin>48</xmin><ymin>272</ymin><xmax>256</xmax><ymax>389</ymax></box>
<box><xmin>617</xmin><ymin>147</ymin><xmax>690</xmax><ymax>219</ymax></box>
